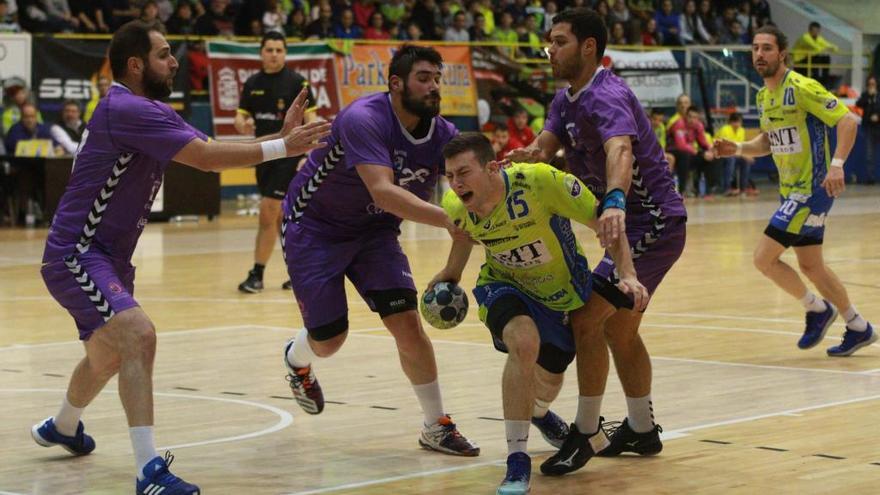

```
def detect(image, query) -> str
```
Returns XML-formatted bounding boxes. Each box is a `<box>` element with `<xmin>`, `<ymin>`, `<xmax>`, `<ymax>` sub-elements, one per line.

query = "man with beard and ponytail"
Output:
<box><xmin>507</xmin><ymin>8</ymin><xmax>686</xmax><ymax>476</ymax></box>
<box><xmin>280</xmin><ymin>45</ymin><xmax>480</xmax><ymax>457</ymax></box>
<box><xmin>32</xmin><ymin>21</ymin><xmax>330</xmax><ymax>495</ymax></box>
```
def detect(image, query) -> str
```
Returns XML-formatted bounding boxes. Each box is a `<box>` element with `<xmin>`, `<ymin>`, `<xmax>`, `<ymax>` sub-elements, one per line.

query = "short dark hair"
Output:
<box><xmin>809</xmin><ymin>21</ymin><xmax>821</xmax><ymax>30</ymax></box>
<box><xmin>552</xmin><ymin>8</ymin><xmax>608</xmax><ymax>59</ymax></box>
<box><xmin>728</xmin><ymin>112</ymin><xmax>743</xmax><ymax>122</ymax></box>
<box><xmin>260</xmin><ymin>31</ymin><xmax>286</xmax><ymax>49</ymax></box>
<box><xmin>686</xmin><ymin>105</ymin><xmax>701</xmax><ymax>114</ymax></box>
<box><xmin>443</xmin><ymin>132</ymin><xmax>496</xmax><ymax>165</ymax></box>
<box><xmin>388</xmin><ymin>44</ymin><xmax>443</xmax><ymax>88</ymax></box>
<box><xmin>62</xmin><ymin>99</ymin><xmax>81</xmax><ymax>111</ymax></box>
<box><xmin>108</xmin><ymin>20</ymin><xmax>165</xmax><ymax>80</ymax></box>
<box><xmin>754</xmin><ymin>24</ymin><xmax>788</xmax><ymax>52</ymax></box>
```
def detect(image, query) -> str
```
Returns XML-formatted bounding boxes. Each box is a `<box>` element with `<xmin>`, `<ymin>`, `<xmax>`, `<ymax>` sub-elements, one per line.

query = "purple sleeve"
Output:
<box><xmin>337</xmin><ymin>106</ymin><xmax>392</xmax><ymax>170</ymax></box>
<box><xmin>111</xmin><ymin>100</ymin><xmax>205</xmax><ymax>162</ymax></box>
<box><xmin>586</xmin><ymin>91</ymin><xmax>638</xmax><ymax>143</ymax></box>
<box><xmin>542</xmin><ymin>92</ymin><xmax>565</xmax><ymax>139</ymax></box>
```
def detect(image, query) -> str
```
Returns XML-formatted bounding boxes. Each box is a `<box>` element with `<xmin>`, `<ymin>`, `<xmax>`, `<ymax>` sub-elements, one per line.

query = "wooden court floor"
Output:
<box><xmin>1</xmin><ymin>188</ymin><xmax>879</xmax><ymax>494</ymax></box>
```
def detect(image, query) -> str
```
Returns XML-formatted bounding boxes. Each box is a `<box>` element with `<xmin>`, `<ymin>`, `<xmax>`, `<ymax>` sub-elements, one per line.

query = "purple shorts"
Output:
<box><xmin>591</xmin><ymin>215</ymin><xmax>686</xmax><ymax>309</ymax></box>
<box><xmin>283</xmin><ymin>221</ymin><xmax>416</xmax><ymax>329</ymax></box>
<box><xmin>41</xmin><ymin>253</ymin><xmax>138</xmax><ymax>340</ymax></box>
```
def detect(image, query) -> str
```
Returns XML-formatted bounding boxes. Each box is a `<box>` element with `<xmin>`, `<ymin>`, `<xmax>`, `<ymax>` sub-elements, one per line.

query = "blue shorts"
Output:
<box><xmin>473</xmin><ymin>282</ymin><xmax>576</xmax><ymax>373</ymax></box>
<box><xmin>765</xmin><ymin>190</ymin><xmax>833</xmax><ymax>247</ymax></box>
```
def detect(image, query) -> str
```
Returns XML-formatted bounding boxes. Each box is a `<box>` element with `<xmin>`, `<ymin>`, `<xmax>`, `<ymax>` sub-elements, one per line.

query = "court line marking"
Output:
<box><xmin>0</xmin><ymin>490</ymin><xmax>27</xmax><ymax>495</ymax></box>
<box><xmin>0</xmin><ymin>388</ymin><xmax>293</xmax><ymax>451</ymax></box>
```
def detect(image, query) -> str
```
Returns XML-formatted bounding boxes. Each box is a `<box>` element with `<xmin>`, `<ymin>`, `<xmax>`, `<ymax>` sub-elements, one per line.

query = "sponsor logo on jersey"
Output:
<box><xmin>482</xmin><ymin>235</ymin><xmax>519</xmax><ymax>247</ymax></box>
<box><xmin>564</xmin><ymin>175</ymin><xmax>582</xmax><ymax>197</ymax></box>
<box><xmin>767</xmin><ymin>126</ymin><xmax>803</xmax><ymax>154</ymax></box>
<box><xmin>825</xmin><ymin>99</ymin><xmax>838</xmax><ymax>110</ymax></box>
<box><xmin>491</xmin><ymin>239</ymin><xmax>553</xmax><ymax>268</ymax></box>
<box><xmin>514</xmin><ymin>219</ymin><xmax>536</xmax><ymax>231</ymax></box>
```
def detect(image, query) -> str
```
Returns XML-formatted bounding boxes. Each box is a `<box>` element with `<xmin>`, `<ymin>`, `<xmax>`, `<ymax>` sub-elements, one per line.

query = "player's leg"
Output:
<box><xmin>239</xmin><ymin>161</ymin><xmax>292</xmax><ymax>293</ymax></box>
<box><xmin>794</xmin><ymin>244</ymin><xmax>877</xmax><ymax>356</ymax></box>
<box><xmin>531</xmin><ymin>365</ymin><xmax>569</xmax><ymax>449</ymax></box>
<box><xmin>282</xmin><ymin>222</ymin><xmax>355</xmax><ymax>414</ymax></box>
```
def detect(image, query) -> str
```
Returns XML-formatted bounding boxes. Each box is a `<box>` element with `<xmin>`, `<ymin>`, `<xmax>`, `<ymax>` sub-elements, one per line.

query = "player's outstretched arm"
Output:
<box><xmin>504</xmin><ymin>130</ymin><xmax>562</xmax><ymax>163</ymax></box>
<box><xmin>356</xmin><ymin>163</ymin><xmax>454</xmax><ymax>229</ymax></box>
<box><xmin>174</xmin><ymin>120</ymin><xmax>331</xmax><ymax>172</ymax></box>
<box><xmin>426</xmin><ymin>238</ymin><xmax>474</xmax><ymax>291</ymax></box>
<box><xmin>713</xmin><ymin>133</ymin><xmax>770</xmax><ymax>158</ymax></box>
<box><xmin>822</xmin><ymin>112</ymin><xmax>860</xmax><ymax>197</ymax></box>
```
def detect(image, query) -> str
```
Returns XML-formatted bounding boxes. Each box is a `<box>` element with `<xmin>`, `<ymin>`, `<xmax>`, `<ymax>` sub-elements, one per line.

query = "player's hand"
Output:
<box><xmin>283</xmin><ymin>120</ymin><xmax>332</xmax><ymax>156</ymax></box>
<box><xmin>504</xmin><ymin>146</ymin><xmax>542</xmax><ymax>163</ymax></box>
<box><xmin>444</xmin><ymin>217</ymin><xmax>475</xmax><ymax>243</ymax></box>
<box><xmin>822</xmin><ymin>165</ymin><xmax>845</xmax><ymax>197</ymax></box>
<box><xmin>713</xmin><ymin>138</ymin><xmax>738</xmax><ymax>157</ymax></box>
<box><xmin>616</xmin><ymin>275</ymin><xmax>650</xmax><ymax>312</ymax></box>
<box><xmin>426</xmin><ymin>270</ymin><xmax>460</xmax><ymax>292</ymax></box>
<box><xmin>239</xmin><ymin>117</ymin><xmax>255</xmax><ymax>136</ymax></box>
<box><xmin>281</xmin><ymin>87</ymin><xmax>311</xmax><ymax>135</ymax></box>
<box><xmin>597</xmin><ymin>208</ymin><xmax>625</xmax><ymax>248</ymax></box>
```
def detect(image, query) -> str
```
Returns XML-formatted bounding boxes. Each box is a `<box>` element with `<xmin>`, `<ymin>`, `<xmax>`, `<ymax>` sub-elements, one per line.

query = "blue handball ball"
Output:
<box><xmin>420</xmin><ymin>282</ymin><xmax>469</xmax><ymax>329</ymax></box>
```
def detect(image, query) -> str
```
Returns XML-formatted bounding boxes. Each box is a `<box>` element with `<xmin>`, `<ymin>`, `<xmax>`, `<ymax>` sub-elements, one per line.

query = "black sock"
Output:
<box><xmin>252</xmin><ymin>263</ymin><xmax>265</xmax><ymax>279</ymax></box>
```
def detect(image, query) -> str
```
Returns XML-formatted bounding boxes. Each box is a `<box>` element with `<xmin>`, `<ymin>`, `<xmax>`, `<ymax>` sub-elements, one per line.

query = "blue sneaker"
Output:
<box><xmin>531</xmin><ymin>410</ymin><xmax>569</xmax><ymax>449</ymax></box>
<box><xmin>136</xmin><ymin>452</ymin><xmax>200</xmax><ymax>495</ymax></box>
<box><xmin>497</xmin><ymin>452</ymin><xmax>530</xmax><ymax>495</ymax></box>
<box><xmin>798</xmin><ymin>302</ymin><xmax>838</xmax><ymax>349</ymax></box>
<box><xmin>31</xmin><ymin>417</ymin><xmax>95</xmax><ymax>455</ymax></box>
<box><xmin>827</xmin><ymin>323</ymin><xmax>877</xmax><ymax>357</ymax></box>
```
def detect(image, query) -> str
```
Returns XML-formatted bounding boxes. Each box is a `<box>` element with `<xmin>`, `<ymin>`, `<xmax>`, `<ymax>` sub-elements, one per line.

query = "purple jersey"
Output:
<box><xmin>43</xmin><ymin>84</ymin><xmax>206</xmax><ymax>263</ymax></box>
<box><xmin>284</xmin><ymin>92</ymin><xmax>457</xmax><ymax>236</ymax></box>
<box><xmin>544</xmin><ymin>68</ymin><xmax>686</xmax><ymax>219</ymax></box>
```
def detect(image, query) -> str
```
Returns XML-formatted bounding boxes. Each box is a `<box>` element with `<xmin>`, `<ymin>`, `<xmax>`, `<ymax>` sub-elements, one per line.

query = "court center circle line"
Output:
<box><xmin>0</xmin><ymin>388</ymin><xmax>294</xmax><ymax>451</ymax></box>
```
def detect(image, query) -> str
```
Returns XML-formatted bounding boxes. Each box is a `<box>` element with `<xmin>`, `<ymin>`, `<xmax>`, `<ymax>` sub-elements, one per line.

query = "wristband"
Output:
<box><xmin>261</xmin><ymin>138</ymin><xmax>286</xmax><ymax>162</ymax></box>
<box><xmin>600</xmin><ymin>188</ymin><xmax>626</xmax><ymax>213</ymax></box>
<box><xmin>735</xmin><ymin>142</ymin><xmax>743</xmax><ymax>155</ymax></box>
<box><xmin>830</xmin><ymin>158</ymin><xmax>844</xmax><ymax>168</ymax></box>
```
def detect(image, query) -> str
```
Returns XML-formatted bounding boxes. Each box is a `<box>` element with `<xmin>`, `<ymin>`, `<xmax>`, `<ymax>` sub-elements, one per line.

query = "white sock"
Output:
<box><xmin>532</xmin><ymin>398</ymin><xmax>550</xmax><ymax>419</ymax></box>
<box><xmin>574</xmin><ymin>395</ymin><xmax>603</xmax><ymax>434</ymax></box>
<box><xmin>413</xmin><ymin>380</ymin><xmax>445</xmax><ymax>427</ymax></box>
<box><xmin>54</xmin><ymin>395</ymin><xmax>84</xmax><ymax>436</ymax></box>
<box><xmin>843</xmin><ymin>306</ymin><xmax>869</xmax><ymax>332</ymax></box>
<box><xmin>130</xmin><ymin>426</ymin><xmax>159</xmax><ymax>480</ymax></box>
<box><xmin>625</xmin><ymin>394</ymin><xmax>656</xmax><ymax>433</ymax></box>
<box><xmin>800</xmin><ymin>292</ymin><xmax>827</xmax><ymax>313</ymax></box>
<box><xmin>505</xmin><ymin>420</ymin><xmax>530</xmax><ymax>455</ymax></box>
<box><xmin>287</xmin><ymin>328</ymin><xmax>319</xmax><ymax>368</ymax></box>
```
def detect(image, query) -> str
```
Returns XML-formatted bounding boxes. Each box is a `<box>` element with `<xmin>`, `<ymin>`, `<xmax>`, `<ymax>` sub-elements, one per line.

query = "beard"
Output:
<box><xmin>552</xmin><ymin>57</ymin><xmax>582</xmax><ymax>82</ymax></box>
<box><xmin>143</xmin><ymin>64</ymin><xmax>174</xmax><ymax>100</ymax></box>
<box><xmin>401</xmin><ymin>83</ymin><xmax>441</xmax><ymax>119</ymax></box>
<box><xmin>754</xmin><ymin>58</ymin><xmax>781</xmax><ymax>78</ymax></box>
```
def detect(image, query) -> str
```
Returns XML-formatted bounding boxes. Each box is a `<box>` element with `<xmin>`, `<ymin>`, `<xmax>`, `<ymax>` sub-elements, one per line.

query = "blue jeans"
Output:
<box><xmin>723</xmin><ymin>157</ymin><xmax>750</xmax><ymax>191</ymax></box>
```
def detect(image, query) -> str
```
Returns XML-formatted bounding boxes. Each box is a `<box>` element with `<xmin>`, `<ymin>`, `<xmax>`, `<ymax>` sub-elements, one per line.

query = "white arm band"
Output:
<box><xmin>261</xmin><ymin>138</ymin><xmax>286</xmax><ymax>162</ymax></box>
<box><xmin>735</xmin><ymin>142</ymin><xmax>743</xmax><ymax>155</ymax></box>
<box><xmin>830</xmin><ymin>158</ymin><xmax>845</xmax><ymax>168</ymax></box>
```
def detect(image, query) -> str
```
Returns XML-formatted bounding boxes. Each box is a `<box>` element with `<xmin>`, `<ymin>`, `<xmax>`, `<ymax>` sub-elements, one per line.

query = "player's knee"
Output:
<box><xmin>753</xmin><ymin>251</ymin><xmax>774</xmax><ymax>274</ymax></box>
<box><xmin>307</xmin><ymin>316</ymin><xmax>349</xmax><ymax>357</ymax></box>
<box><xmin>503</xmin><ymin>317</ymin><xmax>540</xmax><ymax>363</ymax></box>
<box><xmin>311</xmin><ymin>333</ymin><xmax>346</xmax><ymax>357</ymax></box>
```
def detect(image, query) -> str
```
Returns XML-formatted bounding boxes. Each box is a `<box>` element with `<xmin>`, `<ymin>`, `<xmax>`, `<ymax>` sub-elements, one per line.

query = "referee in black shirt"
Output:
<box><xmin>237</xmin><ymin>31</ymin><xmax>315</xmax><ymax>293</ymax></box>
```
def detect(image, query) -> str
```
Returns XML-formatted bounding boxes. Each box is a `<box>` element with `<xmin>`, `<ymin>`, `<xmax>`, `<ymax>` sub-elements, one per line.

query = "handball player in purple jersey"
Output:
<box><xmin>280</xmin><ymin>45</ymin><xmax>480</xmax><ymax>457</ymax></box>
<box><xmin>507</xmin><ymin>8</ymin><xmax>686</xmax><ymax>475</ymax></box>
<box><xmin>33</xmin><ymin>20</ymin><xmax>329</xmax><ymax>495</ymax></box>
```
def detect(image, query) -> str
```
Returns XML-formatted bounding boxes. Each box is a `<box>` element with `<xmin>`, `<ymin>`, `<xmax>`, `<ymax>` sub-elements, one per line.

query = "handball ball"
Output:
<box><xmin>420</xmin><ymin>282</ymin><xmax>468</xmax><ymax>329</ymax></box>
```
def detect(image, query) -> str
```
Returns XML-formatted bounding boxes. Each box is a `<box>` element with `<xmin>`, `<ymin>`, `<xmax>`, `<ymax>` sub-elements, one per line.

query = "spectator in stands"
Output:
<box><xmin>109</xmin><ymin>0</ymin><xmax>141</xmax><ymax>31</ymax></box>
<box><xmin>493</xmin><ymin>12</ymin><xmax>519</xmax><ymax>59</ymax></box>
<box><xmin>84</xmin><ymin>75</ymin><xmax>110</xmax><ymax>122</ymax></box>
<box><xmin>736</xmin><ymin>0</ymin><xmax>754</xmax><ymax>40</ymax></box>
<box><xmin>45</xmin><ymin>0</ymin><xmax>82</xmax><ymax>31</ymax></box>
<box><xmin>332</xmin><ymin>8</ymin><xmax>362</xmax><ymax>38</ymax></box>
<box><xmin>667</xmin><ymin>94</ymin><xmax>699</xmax><ymax>196</ymax></box>
<box><xmin>262</xmin><ymin>0</ymin><xmax>287</xmax><ymax>34</ymax></box>
<box><xmin>475</xmin><ymin>0</ymin><xmax>495</xmax><ymax>35</ymax></box>
<box><xmin>0</xmin><ymin>0</ymin><xmax>20</xmax><ymax>32</ymax></box>
<box><xmin>6</xmin><ymin>103</ymin><xmax>58</xmax><ymax>157</ymax></box>
<box><xmin>410</xmin><ymin>0</ymin><xmax>440</xmax><ymax>40</ymax></box>
<box><xmin>360</xmin><ymin>11</ymin><xmax>385</xmax><ymax>39</ymax></box>
<box><xmin>285</xmin><ymin>8</ymin><xmax>306</xmax><ymax>37</ymax></box>
<box><xmin>492</xmin><ymin>124</ymin><xmax>509</xmax><ymax>161</ymax></box>
<box><xmin>793</xmin><ymin>22</ymin><xmax>838</xmax><ymax>89</ymax></box>
<box><xmin>400</xmin><ymin>21</ymin><xmax>422</xmax><ymax>41</ymax></box>
<box><xmin>641</xmin><ymin>17</ymin><xmax>661</xmax><ymax>46</ymax></box>
<box><xmin>856</xmin><ymin>75</ymin><xmax>880</xmax><ymax>184</ymax></box>
<box><xmin>655</xmin><ymin>0</ymin><xmax>681</xmax><ymax>45</ymax></box>
<box><xmin>379</xmin><ymin>0</ymin><xmax>406</xmax><ymax>26</ymax></box>
<box><xmin>194</xmin><ymin>0</ymin><xmax>234</xmax><ymax>36</ymax></box>
<box><xmin>749</xmin><ymin>0</ymin><xmax>771</xmax><ymax>28</ymax></box>
<box><xmin>685</xmin><ymin>106</ymin><xmax>717</xmax><ymax>197</ymax></box>
<box><xmin>542</xmin><ymin>0</ymin><xmax>557</xmax><ymax>33</ymax></box>
<box><xmin>70</xmin><ymin>0</ymin><xmax>109</xmax><ymax>32</ymax></box>
<box><xmin>305</xmin><ymin>1</ymin><xmax>334</xmax><ymax>38</ymax></box>
<box><xmin>139</xmin><ymin>1</ymin><xmax>163</xmax><ymax>28</ymax></box>
<box><xmin>469</xmin><ymin>12</ymin><xmax>489</xmax><ymax>41</ymax></box>
<box><xmin>50</xmin><ymin>100</ymin><xmax>84</xmax><ymax>156</ymax></box>
<box><xmin>716</xmin><ymin>112</ymin><xmax>753</xmax><ymax>195</ymax></box>
<box><xmin>697</xmin><ymin>0</ymin><xmax>718</xmax><ymax>44</ymax></box>
<box><xmin>680</xmin><ymin>0</ymin><xmax>711</xmax><ymax>45</ymax></box>
<box><xmin>507</xmin><ymin>107</ymin><xmax>535</xmax><ymax>150</ymax></box>
<box><xmin>628</xmin><ymin>0</ymin><xmax>654</xmax><ymax>25</ymax></box>
<box><xmin>505</xmin><ymin>0</ymin><xmax>527</xmax><ymax>24</ymax></box>
<box><xmin>594</xmin><ymin>1</ymin><xmax>612</xmax><ymax>28</ymax></box>
<box><xmin>650</xmin><ymin>108</ymin><xmax>676</xmax><ymax>172</ymax></box>
<box><xmin>352</xmin><ymin>0</ymin><xmax>374</xmax><ymax>29</ymax></box>
<box><xmin>525</xmin><ymin>0</ymin><xmax>544</xmax><ymax>30</ymax></box>
<box><xmin>165</xmin><ymin>0</ymin><xmax>196</xmax><ymax>35</ymax></box>
<box><xmin>154</xmin><ymin>0</ymin><xmax>173</xmax><ymax>22</ymax></box>
<box><xmin>444</xmin><ymin>11</ymin><xmax>469</xmax><ymax>41</ymax></box>
<box><xmin>518</xmin><ymin>13</ymin><xmax>541</xmax><ymax>57</ymax></box>
<box><xmin>2</xmin><ymin>77</ymin><xmax>41</xmax><ymax>135</ymax></box>
<box><xmin>609</xmin><ymin>20</ymin><xmax>628</xmax><ymax>45</ymax></box>
<box><xmin>716</xmin><ymin>6</ymin><xmax>743</xmax><ymax>44</ymax></box>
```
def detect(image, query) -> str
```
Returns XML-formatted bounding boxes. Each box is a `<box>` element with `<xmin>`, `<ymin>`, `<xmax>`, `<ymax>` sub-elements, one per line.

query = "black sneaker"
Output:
<box><xmin>282</xmin><ymin>280</ymin><xmax>292</xmax><ymax>290</ymax></box>
<box><xmin>597</xmin><ymin>418</ymin><xmax>663</xmax><ymax>457</ymax></box>
<box><xmin>238</xmin><ymin>270</ymin><xmax>264</xmax><ymax>294</ymax></box>
<box><xmin>539</xmin><ymin>421</ymin><xmax>609</xmax><ymax>476</ymax></box>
